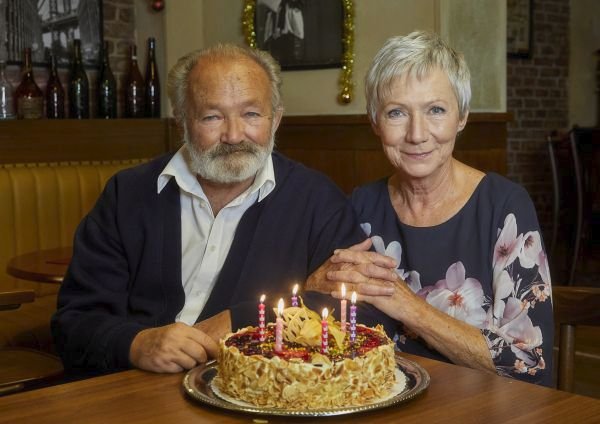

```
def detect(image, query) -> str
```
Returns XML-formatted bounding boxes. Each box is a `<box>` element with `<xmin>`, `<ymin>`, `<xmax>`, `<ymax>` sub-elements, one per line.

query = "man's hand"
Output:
<box><xmin>194</xmin><ymin>309</ymin><xmax>232</xmax><ymax>343</ymax></box>
<box><xmin>129</xmin><ymin>323</ymin><xmax>219</xmax><ymax>373</ymax></box>
<box><xmin>306</xmin><ymin>239</ymin><xmax>397</xmax><ymax>294</ymax></box>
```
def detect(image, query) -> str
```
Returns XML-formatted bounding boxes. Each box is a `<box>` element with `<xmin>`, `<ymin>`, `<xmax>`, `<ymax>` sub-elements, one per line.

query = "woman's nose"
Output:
<box><xmin>406</xmin><ymin>114</ymin><xmax>427</xmax><ymax>144</ymax></box>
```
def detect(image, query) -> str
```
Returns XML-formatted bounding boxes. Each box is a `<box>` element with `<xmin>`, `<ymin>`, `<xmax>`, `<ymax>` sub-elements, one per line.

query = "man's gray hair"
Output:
<box><xmin>167</xmin><ymin>43</ymin><xmax>283</xmax><ymax>124</ymax></box>
<box><xmin>365</xmin><ymin>30</ymin><xmax>471</xmax><ymax>122</ymax></box>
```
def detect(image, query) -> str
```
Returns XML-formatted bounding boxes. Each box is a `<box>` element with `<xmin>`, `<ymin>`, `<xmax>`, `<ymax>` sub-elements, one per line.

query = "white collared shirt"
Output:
<box><xmin>157</xmin><ymin>147</ymin><xmax>276</xmax><ymax>325</ymax></box>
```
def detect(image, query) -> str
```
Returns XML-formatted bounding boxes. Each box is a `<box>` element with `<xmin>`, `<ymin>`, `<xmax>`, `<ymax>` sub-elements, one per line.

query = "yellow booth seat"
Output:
<box><xmin>0</xmin><ymin>159</ymin><xmax>146</xmax><ymax>353</ymax></box>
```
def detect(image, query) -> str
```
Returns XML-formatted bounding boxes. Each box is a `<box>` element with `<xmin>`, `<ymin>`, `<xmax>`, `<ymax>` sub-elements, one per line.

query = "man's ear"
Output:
<box><xmin>272</xmin><ymin>107</ymin><xmax>284</xmax><ymax>132</ymax></box>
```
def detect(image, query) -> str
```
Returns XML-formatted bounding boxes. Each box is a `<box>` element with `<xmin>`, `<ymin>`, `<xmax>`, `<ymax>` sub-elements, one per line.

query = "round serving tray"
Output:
<box><xmin>183</xmin><ymin>352</ymin><xmax>430</xmax><ymax>417</ymax></box>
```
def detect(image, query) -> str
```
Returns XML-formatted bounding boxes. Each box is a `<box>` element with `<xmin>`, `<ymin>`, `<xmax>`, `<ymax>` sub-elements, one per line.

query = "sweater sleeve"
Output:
<box><xmin>51</xmin><ymin>176</ymin><xmax>149</xmax><ymax>374</ymax></box>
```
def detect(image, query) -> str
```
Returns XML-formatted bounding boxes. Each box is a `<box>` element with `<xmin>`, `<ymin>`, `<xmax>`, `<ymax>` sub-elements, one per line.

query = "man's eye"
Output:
<box><xmin>244</xmin><ymin>111</ymin><xmax>261</xmax><ymax>118</ymax></box>
<box><xmin>430</xmin><ymin>106</ymin><xmax>446</xmax><ymax>114</ymax></box>
<box><xmin>201</xmin><ymin>115</ymin><xmax>219</xmax><ymax>122</ymax></box>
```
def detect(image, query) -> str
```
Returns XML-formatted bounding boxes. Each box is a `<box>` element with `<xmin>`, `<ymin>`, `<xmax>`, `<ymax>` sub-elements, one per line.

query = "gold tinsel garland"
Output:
<box><xmin>242</xmin><ymin>0</ymin><xmax>355</xmax><ymax>105</ymax></box>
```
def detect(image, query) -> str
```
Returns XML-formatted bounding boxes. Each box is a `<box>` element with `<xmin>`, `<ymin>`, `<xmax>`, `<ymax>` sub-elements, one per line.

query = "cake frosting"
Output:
<box><xmin>214</xmin><ymin>302</ymin><xmax>400</xmax><ymax>409</ymax></box>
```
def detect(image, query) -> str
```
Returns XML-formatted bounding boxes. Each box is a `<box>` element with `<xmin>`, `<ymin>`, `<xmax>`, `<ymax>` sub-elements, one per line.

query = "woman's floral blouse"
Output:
<box><xmin>351</xmin><ymin>173</ymin><xmax>553</xmax><ymax>387</ymax></box>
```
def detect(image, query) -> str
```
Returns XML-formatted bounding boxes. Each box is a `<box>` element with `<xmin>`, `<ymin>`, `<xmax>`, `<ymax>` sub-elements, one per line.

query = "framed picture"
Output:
<box><xmin>253</xmin><ymin>0</ymin><xmax>344</xmax><ymax>70</ymax></box>
<box><xmin>507</xmin><ymin>0</ymin><xmax>533</xmax><ymax>58</ymax></box>
<box><xmin>0</xmin><ymin>0</ymin><xmax>103</xmax><ymax>68</ymax></box>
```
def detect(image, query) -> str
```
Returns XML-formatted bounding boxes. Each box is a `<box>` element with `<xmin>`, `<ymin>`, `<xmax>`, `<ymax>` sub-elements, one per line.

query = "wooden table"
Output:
<box><xmin>0</xmin><ymin>354</ymin><xmax>598</xmax><ymax>423</ymax></box>
<box><xmin>5</xmin><ymin>247</ymin><xmax>72</xmax><ymax>284</ymax></box>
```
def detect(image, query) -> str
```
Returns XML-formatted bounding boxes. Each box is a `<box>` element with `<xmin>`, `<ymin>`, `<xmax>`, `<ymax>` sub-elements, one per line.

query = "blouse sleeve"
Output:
<box><xmin>484</xmin><ymin>185</ymin><xmax>554</xmax><ymax>387</ymax></box>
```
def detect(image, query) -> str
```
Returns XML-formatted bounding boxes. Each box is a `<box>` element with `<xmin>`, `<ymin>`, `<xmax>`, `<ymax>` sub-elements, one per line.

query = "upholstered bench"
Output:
<box><xmin>0</xmin><ymin>159</ymin><xmax>146</xmax><ymax>354</ymax></box>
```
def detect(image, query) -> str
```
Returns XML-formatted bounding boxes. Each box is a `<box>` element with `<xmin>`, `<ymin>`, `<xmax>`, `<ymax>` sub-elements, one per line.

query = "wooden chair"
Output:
<box><xmin>0</xmin><ymin>290</ymin><xmax>63</xmax><ymax>396</ymax></box>
<box><xmin>552</xmin><ymin>285</ymin><xmax>600</xmax><ymax>392</ymax></box>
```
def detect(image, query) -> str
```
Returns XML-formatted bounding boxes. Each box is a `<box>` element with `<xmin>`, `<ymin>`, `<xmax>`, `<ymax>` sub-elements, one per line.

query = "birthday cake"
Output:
<box><xmin>213</xmin><ymin>302</ymin><xmax>400</xmax><ymax>409</ymax></box>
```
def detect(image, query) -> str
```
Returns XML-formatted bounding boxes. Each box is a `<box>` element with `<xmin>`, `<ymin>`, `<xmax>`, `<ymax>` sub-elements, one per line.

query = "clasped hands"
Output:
<box><xmin>306</xmin><ymin>239</ymin><xmax>413</xmax><ymax>319</ymax></box>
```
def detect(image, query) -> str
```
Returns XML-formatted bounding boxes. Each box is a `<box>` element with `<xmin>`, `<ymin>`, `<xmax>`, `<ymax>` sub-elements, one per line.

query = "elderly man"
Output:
<box><xmin>51</xmin><ymin>44</ymin><xmax>395</xmax><ymax>376</ymax></box>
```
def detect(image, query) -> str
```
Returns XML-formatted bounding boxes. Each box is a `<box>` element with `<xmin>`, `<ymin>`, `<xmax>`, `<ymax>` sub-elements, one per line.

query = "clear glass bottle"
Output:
<box><xmin>144</xmin><ymin>37</ymin><xmax>160</xmax><ymax>118</ymax></box>
<box><xmin>0</xmin><ymin>60</ymin><xmax>16</xmax><ymax>120</ymax></box>
<box><xmin>97</xmin><ymin>41</ymin><xmax>117</xmax><ymax>119</ymax></box>
<box><xmin>125</xmin><ymin>44</ymin><xmax>145</xmax><ymax>118</ymax></box>
<box><xmin>15</xmin><ymin>48</ymin><xmax>43</xmax><ymax>119</ymax></box>
<box><xmin>45</xmin><ymin>54</ymin><xmax>65</xmax><ymax>119</ymax></box>
<box><xmin>68</xmin><ymin>39</ymin><xmax>90</xmax><ymax>119</ymax></box>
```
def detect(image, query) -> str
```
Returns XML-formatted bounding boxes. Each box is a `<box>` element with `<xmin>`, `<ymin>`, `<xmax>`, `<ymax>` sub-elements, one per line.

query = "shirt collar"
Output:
<box><xmin>157</xmin><ymin>146</ymin><xmax>276</xmax><ymax>202</ymax></box>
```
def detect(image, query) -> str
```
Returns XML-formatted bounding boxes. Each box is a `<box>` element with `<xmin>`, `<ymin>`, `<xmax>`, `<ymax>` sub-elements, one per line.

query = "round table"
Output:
<box><xmin>6</xmin><ymin>247</ymin><xmax>72</xmax><ymax>284</ymax></box>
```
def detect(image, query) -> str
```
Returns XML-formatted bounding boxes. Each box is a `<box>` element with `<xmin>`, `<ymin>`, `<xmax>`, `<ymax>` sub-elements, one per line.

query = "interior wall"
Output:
<box><xmin>569</xmin><ymin>0</ymin><xmax>600</xmax><ymax>127</ymax></box>
<box><xmin>164</xmin><ymin>0</ymin><xmax>506</xmax><ymax>116</ymax></box>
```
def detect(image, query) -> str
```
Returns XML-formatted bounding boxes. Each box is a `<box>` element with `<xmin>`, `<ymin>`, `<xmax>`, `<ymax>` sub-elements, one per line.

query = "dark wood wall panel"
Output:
<box><xmin>0</xmin><ymin>113</ymin><xmax>507</xmax><ymax>194</ymax></box>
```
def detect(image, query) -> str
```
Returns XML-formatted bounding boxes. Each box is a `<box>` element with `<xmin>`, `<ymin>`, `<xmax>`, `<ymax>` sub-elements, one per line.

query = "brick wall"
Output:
<box><xmin>507</xmin><ymin>0</ymin><xmax>570</xmax><ymax>239</ymax></box>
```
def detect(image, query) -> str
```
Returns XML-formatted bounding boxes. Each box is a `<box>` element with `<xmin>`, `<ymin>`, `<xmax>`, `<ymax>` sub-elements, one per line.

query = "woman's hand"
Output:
<box><xmin>305</xmin><ymin>239</ymin><xmax>397</xmax><ymax>294</ymax></box>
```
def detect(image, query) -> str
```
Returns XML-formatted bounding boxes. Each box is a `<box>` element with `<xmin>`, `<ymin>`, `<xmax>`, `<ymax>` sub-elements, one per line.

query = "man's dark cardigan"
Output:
<box><xmin>52</xmin><ymin>152</ymin><xmax>386</xmax><ymax>374</ymax></box>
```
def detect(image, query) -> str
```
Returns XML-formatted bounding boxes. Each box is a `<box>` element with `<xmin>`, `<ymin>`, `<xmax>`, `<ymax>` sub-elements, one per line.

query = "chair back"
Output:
<box><xmin>552</xmin><ymin>285</ymin><xmax>600</xmax><ymax>392</ymax></box>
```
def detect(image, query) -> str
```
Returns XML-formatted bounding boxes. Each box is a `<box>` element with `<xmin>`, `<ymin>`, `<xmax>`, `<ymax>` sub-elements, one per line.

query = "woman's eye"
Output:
<box><xmin>430</xmin><ymin>106</ymin><xmax>445</xmax><ymax>114</ymax></box>
<box><xmin>244</xmin><ymin>111</ymin><xmax>261</xmax><ymax>118</ymax></box>
<box><xmin>386</xmin><ymin>109</ymin><xmax>404</xmax><ymax>119</ymax></box>
<box><xmin>202</xmin><ymin>115</ymin><xmax>219</xmax><ymax>121</ymax></box>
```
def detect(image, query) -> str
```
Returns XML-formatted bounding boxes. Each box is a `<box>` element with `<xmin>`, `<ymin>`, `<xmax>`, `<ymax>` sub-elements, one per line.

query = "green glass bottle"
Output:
<box><xmin>68</xmin><ymin>39</ymin><xmax>90</xmax><ymax>119</ymax></box>
<box><xmin>97</xmin><ymin>41</ymin><xmax>117</xmax><ymax>119</ymax></box>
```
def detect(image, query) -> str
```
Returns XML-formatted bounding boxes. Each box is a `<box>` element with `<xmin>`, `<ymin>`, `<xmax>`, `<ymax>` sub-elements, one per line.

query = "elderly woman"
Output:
<box><xmin>310</xmin><ymin>31</ymin><xmax>553</xmax><ymax>386</ymax></box>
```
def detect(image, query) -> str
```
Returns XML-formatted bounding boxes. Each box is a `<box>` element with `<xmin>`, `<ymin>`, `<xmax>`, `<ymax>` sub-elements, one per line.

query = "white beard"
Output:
<box><xmin>183</xmin><ymin>126</ymin><xmax>275</xmax><ymax>184</ymax></box>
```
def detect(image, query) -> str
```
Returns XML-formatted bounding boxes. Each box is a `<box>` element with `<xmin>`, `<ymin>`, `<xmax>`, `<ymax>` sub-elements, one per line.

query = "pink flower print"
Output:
<box><xmin>537</xmin><ymin>250</ymin><xmax>551</xmax><ymax>285</ymax></box>
<box><xmin>496</xmin><ymin>297</ymin><xmax>543</xmax><ymax>366</ymax></box>
<box><xmin>519</xmin><ymin>231</ymin><xmax>542</xmax><ymax>269</ymax></box>
<box><xmin>425</xmin><ymin>261</ymin><xmax>487</xmax><ymax>328</ymax></box>
<box><xmin>532</xmin><ymin>284</ymin><xmax>550</xmax><ymax>303</ymax></box>
<box><xmin>494</xmin><ymin>214</ymin><xmax>523</xmax><ymax>272</ymax></box>
<box><xmin>514</xmin><ymin>359</ymin><xmax>528</xmax><ymax>373</ymax></box>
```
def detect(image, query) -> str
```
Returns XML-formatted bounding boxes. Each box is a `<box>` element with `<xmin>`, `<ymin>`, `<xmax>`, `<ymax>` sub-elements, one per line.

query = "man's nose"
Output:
<box><xmin>221</xmin><ymin>117</ymin><xmax>244</xmax><ymax>144</ymax></box>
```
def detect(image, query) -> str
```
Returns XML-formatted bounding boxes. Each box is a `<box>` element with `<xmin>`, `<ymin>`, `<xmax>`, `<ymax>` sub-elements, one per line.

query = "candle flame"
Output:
<box><xmin>260</xmin><ymin>294</ymin><xmax>266</xmax><ymax>303</ymax></box>
<box><xmin>277</xmin><ymin>298</ymin><xmax>284</xmax><ymax>315</ymax></box>
<box><xmin>351</xmin><ymin>291</ymin><xmax>357</xmax><ymax>303</ymax></box>
<box><xmin>322</xmin><ymin>307</ymin><xmax>329</xmax><ymax>319</ymax></box>
<box><xmin>341</xmin><ymin>283</ymin><xmax>346</xmax><ymax>298</ymax></box>
<box><xmin>293</xmin><ymin>284</ymin><xmax>298</xmax><ymax>295</ymax></box>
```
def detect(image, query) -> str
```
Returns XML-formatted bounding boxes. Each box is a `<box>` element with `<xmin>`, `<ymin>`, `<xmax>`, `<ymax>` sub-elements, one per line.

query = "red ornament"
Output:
<box><xmin>151</xmin><ymin>0</ymin><xmax>164</xmax><ymax>12</ymax></box>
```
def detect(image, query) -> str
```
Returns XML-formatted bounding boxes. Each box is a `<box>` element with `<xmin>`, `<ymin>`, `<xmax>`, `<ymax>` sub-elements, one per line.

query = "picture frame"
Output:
<box><xmin>0</xmin><ymin>0</ymin><xmax>103</xmax><ymax>68</ymax></box>
<box><xmin>252</xmin><ymin>0</ymin><xmax>344</xmax><ymax>70</ymax></box>
<box><xmin>507</xmin><ymin>0</ymin><xmax>533</xmax><ymax>58</ymax></box>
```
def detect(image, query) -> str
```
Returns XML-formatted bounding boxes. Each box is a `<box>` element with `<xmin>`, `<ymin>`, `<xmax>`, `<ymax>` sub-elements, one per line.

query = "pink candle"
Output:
<box><xmin>275</xmin><ymin>298</ymin><xmax>284</xmax><ymax>353</ymax></box>
<box><xmin>340</xmin><ymin>283</ymin><xmax>347</xmax><ymax>332</ymax></box>
<box><xmin>258</xmin><ymin>294</ymin><xmax>266</xmax><ymax>342</ymax></box>
<box><xmin>321</xmin><ymin>308</ymin><xmax>329</xmax><ymax>354</ymax></box>
<box><xmin>291</xmin><ymin>284</ymin><xmax>299</xmax><ymax>307</ymax></box>
<box><xmin>350</xmin><ymin>291</ymin><xmax>357</xmax><ymax>343</ymax></box>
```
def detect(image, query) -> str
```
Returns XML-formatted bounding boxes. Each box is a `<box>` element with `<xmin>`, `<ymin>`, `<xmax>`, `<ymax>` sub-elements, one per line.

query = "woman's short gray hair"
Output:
<box><xmin>365</xmin><ymin>30</ymin><xmax>471</xmax><ymax>122</ymax></box>
<box><xmin>167</xmin><ymin>43</ymin><xmax>283</xmax><ymax>124</ymax></box>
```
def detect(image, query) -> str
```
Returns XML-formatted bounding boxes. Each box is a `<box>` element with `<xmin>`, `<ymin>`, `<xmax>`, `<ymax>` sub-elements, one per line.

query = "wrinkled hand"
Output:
<box><xmin>306</xmin><ymin>239</ymin><xmax>398</xmax><ymax>294</ymax></box>
<box><xmin>129</xmin><ymin>322</ymin><xmax>219</xmax><ymax>373</ymax></box>
<box><xmin>194</xmin><ymin>309</ymin><xmax>232</xmax><ymax>343</ymax></box>
<box><xmin>332</xmin><ymin>277</ymin><xmax>415</xmax><ymax>322</ymax></box>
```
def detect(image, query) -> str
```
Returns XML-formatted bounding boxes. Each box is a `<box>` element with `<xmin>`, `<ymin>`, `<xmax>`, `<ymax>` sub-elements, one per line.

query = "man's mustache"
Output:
<box><xmin>209</xmin><ymin>141</ymin><xmax>259</xmax><ymax>158</ymax></box>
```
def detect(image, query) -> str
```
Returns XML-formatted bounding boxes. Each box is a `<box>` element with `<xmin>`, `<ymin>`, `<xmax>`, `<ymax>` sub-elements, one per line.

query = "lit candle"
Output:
<box><xmin>321</xmin><ymin>307</ymin><xmax>329</xmax><ymax>354</ymax></box>
<box><xmin>258</xmin><ymin>294</ymin><xmax>266</xmax><ymax>342</ymax></box>
<box><xmin>291</xmin><ymin>284</ymin><xmax>299</xmax><ymax>307</ymax></box>
<box><xmin>350</xmin><ymin>291</ymin><xmax>357</xmax><ymax>343</ymax></box>
<box><xmin>275</xmin><ymin>298</ymin><xmax>284</xmax><ymax>353</ymax></box>
<box><xmin>340</xmin><ymin>283</ymin><xmax>347</xmax><ymax>333</ymax></box>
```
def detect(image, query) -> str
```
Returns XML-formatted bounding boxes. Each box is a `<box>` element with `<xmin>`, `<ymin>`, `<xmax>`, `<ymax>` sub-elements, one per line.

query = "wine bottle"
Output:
<box><xmin>0</xmin><ymin>60</ymin><xmax>15</xmax><ymax>120</ymax></box>
<box><xmin>125</xmin><ymin>44</ymin><xmax>145</xmax><ymax>118</ymax></box>
<box><xmin>45</xmin><ymin>54</ymin><xmax>65</xmax><ymax>119</ymax></box>
<box><xmin>68</xmin><ymin>39</ymin><xmax>90</xmax><ymax>119</ymax></box>
<box><xmin>97</xmin><ymin>41</ymin><xmax>117</xmax><ymax>119</ymax></box>
<box><xmin>144</xmin><ymin>37</ymin><xmax>160</xmax><ymax>118</ymax></box>
<box><xmin>15</xmin><ymin>48</ymin><xmax>43</xmax><ymax>119</ymax></box>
